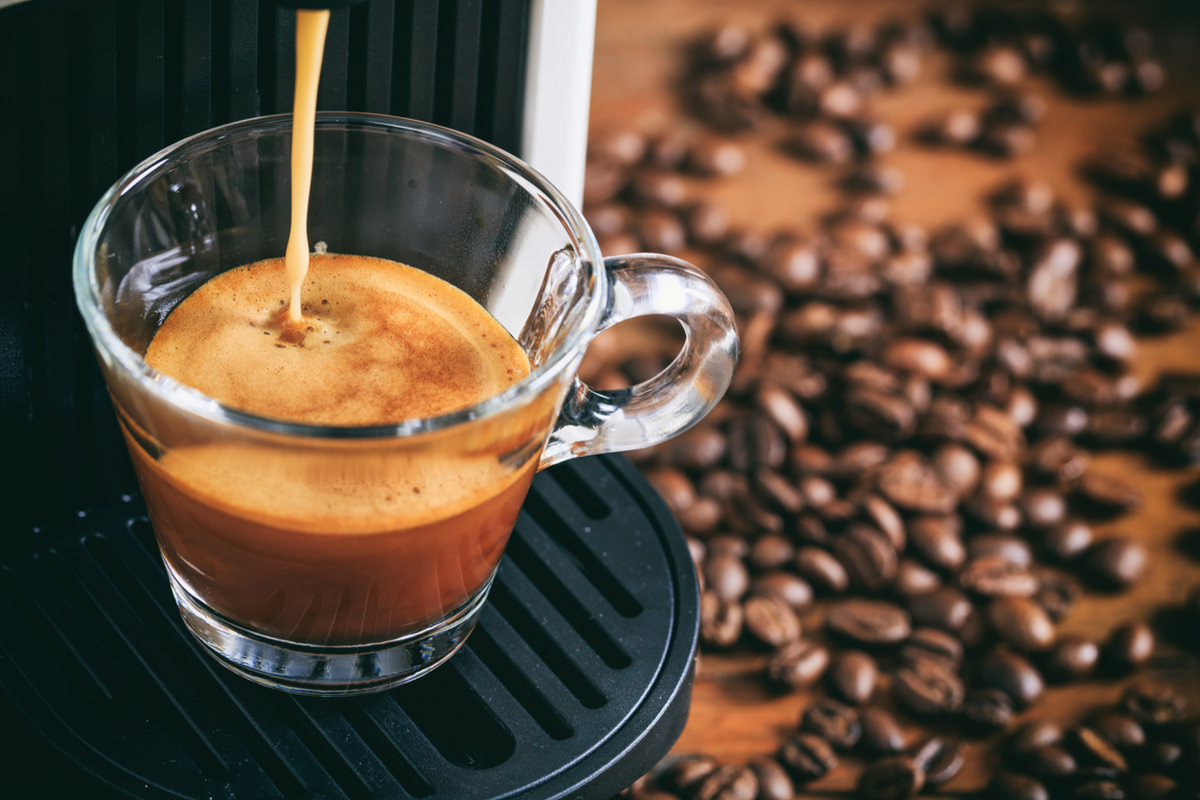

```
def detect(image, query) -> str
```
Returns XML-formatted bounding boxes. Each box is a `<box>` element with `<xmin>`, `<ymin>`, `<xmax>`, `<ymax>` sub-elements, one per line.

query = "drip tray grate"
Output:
<box><xmin>0</xmin><ymin>455</ymin><xmax>698</xmax><ymax>800</ymax></box>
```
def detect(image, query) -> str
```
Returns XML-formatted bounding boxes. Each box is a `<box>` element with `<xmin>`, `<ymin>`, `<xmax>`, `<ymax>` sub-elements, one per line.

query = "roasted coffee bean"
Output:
<box><xmin>894</xmin><ymin>558</ymin><xmax>944</xmax><ymax>598</ymax></box>
<box><xmin>1138</xmin><ymin>293</ymin><xmax>1192</xmax><ymax>332</ymax></box>
<box><xmin>637</xmin><ymin>209</ymin><xmax>688</xmax><ymax>252</ymax></box>
<box><xmin>1008</xmin><ymin>721</ymin><xmax>1064</xmax><ymax>759</ymax></box>
<box><xmin>841</xmin><ymin>164</ymin><xmax>905</xmax><ymax>195</ymax></box>
<box><xmin>923</xmin><ymin>109</ymin><xmax>982</xmax><ymax>146</ymax></box>
<box><xmin>630</xmin><ymin>170</ymin><xmax>688</xmax><ymax>209</ymax></box>
<box><xmin>761</xmin><ymin>237</ymin><xmax>823</xmax><ymax>294</ymax></box>
<box><xmin>908</xmin><ymin>515</ymin><xmax>967</xmax><ymax>571</ymax></box>
<box><xmin>933</xmin><ymin>442</ymin><xmax>982</xmax><ymax>496</ymax></box>
<box><xmin>1128</xmin><ymin>775</ymin><xmax>1175</xmax><ymax>800</ymax></box>
<box><xmin>909</xmin><ymin>587</ymin><xmax>973</xmax><ymax>633</ymax></box>
<box><xmin>744</xmin><ymin>593</ymin><xmax>802</xmax><ymax>648</ymax></box>
<box><xmin>707</xmin><ymin>535</ymin><xmax>750</xmax><ymax>559</ymax></box>
<box><xmin>1041</xmin><ymin>519</ymin><xmax>1094</xmax><ymax>562</ymax></box>
<box><xmin>845</xmin><ymin>388</ymin><xmax>917</xmax><ymax>441</ymax></box>
<box><xmin>959</xmin><ymin>555</ymin><xmax>1039</xmax><ymax>598</ymax></box>
<box><xmin>802</xmin><ymin>697</ymin><xmax>862</xmax><ymax>751</ymax></box>
<box><xmin>957</xmin><ymin>607</ymin><xmax>986</xmax><ymax>650</ymax></box>
<box><xmin>748</xmin><ymin>532</ymin><xmax>796</xmax><ymax>571</ymax></box>
<box><xmin>827</xmin><ymin>599</ymin><xmax>912</xmax><ymax>645</ymax></box>
<box><xmin>1069</xmin><ymin>727</ymin><xmax>1128</xmax><ymax>773</ymax></box>
<box><xmin>766</xmin><ymin>639</ymin><xmax>830</xmax><ymax>690</ymax></box>
<box><xmin>1085</xmin><ymin>538</ymin><xmax>1148</xmax><ymax>590</ymax></box>
<box><xmin>647</xmin><ymin>467</ymin><xmax>698</xmax><ymax>515</ymax></box>
<box><xmin>965</xmin><ymin>688</ymin><xmax>1016</xmax><ymax>733</ymax></box>
<box><xmin>859</xmin><ymin>706</ymin><xmax>906</xmax><ymax>755</ymax></box>
<box><xmin>829</xmin><ymin>650</ymin><xmax>878</xmax><ymax>705</ymax></box>
<box><xmin>747</xmin><ymin>757</ymin><xmax>793</xmax><ymax>800</ymax></box>
<box><xmin>686</xmin><ymin>199</ymin><xmax>731</xmax><ymax>245</ymax></box>
<box><xmin>777</xmin><ymin>732</ymin><xmax>837</xmax><ymax>782</ymax></box>
<box><xmin>700</xmin><ymin>591</ymin><xmax>744</xmax><ymax>649</ymax></box>
<box><xmin>688</xmin><ymin>136</ymin><xmax>746</xmax><ymax>176</ymax></box>
<box><xmin>857</xmin><ymin>493</ymin><xmax>906</xmax><ymax>552</ymax></box>
<box><xmin>964</xmin><ymin>496</ymin><xmax>1023</xmax><ymax>531</ymax></box>
<box><xmin>755</xmin><ymin>383</ymin><xmax>809</xmax><ymax>443</ymax></box>
<box><xmin>1140</xmin><ymin>740</ymin><xmax>1183</xmax><ymax>771</ymax></box>
<box><xmin>857</xmin><ymin>756</ymin><xmax>924</xmax><ymax>800</ymax></box>
<box><xmin>1033</xmin><ymin>568</ymin><xmax>1083</xmax><ymax>622</ymax></box>
<box><xmin>1087</xmin><ymin>712</ymin><xmax>1144</xmax><ymax>750</ymax></box>
<box><xmin>981</xmin><ymin>650</ymin><xmax>1044</xmax><ymax>708</ymax></box>
<box><xmin>989</xmin><ymin>773</ymin><xmax>1049</xmax><ymax>800</ymax></box>
<box><xmin>911</xmin><ymin>735</ymin><xmax>965</xmax><ymax>785</ymax></box>
<box><xmin>1119</xmin><ymin>683</ymin><xmax>1187</xmax><ymax>726</ymax></box>
<box><xmin>901</xmin><ymin>627</ymin><xmax>963</xmax><ymax>668</ymax></box>
<box><xmin>1027</xmin><ymin>744</ymin><xmax>1078</xmax><ymax>778</ymax></box>
<box><xmin>1022</xmin><ymin>489</ymin><xmax>1068</xmax><ymax>529</ymax></box>
<box><xmin>665</xmin><ymin>755</ymin><xmax>719</xmax><ymax>795</ymax></box>
<box><xmin>678</xmin><ymin>497</ymin><xmax>724</xmax><ymax>535</ymax></box>
<box><xmin>893</xmin><ymin>656</ymin><xmax>965</xmax><ymax>715</ymax></box>
<box><xmin>794</xmin><ymin>513</ymin><xmax>830</xmax><ymax>545</ymax></box>
<box><xmin>1102</xmin><ymin>621</ymin><xmax>1154</xmax><ymax>672</ymax></box>
<box><xmin>795</xmin><ymin>547</ymin><xmax>850</xmax><ymax>594</ymax></box>
<box><xmin>705</xmin><ymin>553</ymin><xmax>750</xmax><ymax>602</ymax></box>
<box><xmin>1071</xmin><ymin>781</ymin><xmax>1125</xmax><ymax>800</ymax></box>
<box><xmin>690</xmin><ymin>765</ymin><xmax>759</xmax><ymax>800</ymax></box>
<box><xmin>831</xmin><ymin>525</ymin><xmax>898</xmax><ymax>592</ymax></box>
<box><xmin>843</xmin><ymin>116</ymin><xmax>897</xmax><ymax>156</ymax></box>
<box><xmin>988</xmin><ymin>596</ymin><xmax>1057</xmax><ymax>652</ymax></box>
<box><xmin>877</xmin><ymin>450</ymin><xmax>959</xmax><ymax>513</ymax></box>
<box><xmin>979</xmin><ymin>123</ymin><xmax>1035</xmax><ymax>158</ymax></box>
<box><xmin>1044</xmin><ymin>635</ymin><xmax>1100</xmax><ymax>682</ymax></box>
<box><xmin>968</xmin><ymin>533</ymin><xmax>1033</xmax><ymax>567</ymax></box>
<box><xmin>1076</xmin><ymin>473</ymin><xmax>1143</xmax><ymax>515</ymax></box>
<box><xmin>750</xmin><ymin>572</ymin><xmax>814</xmax><ymax>610</ymax></box>
<box><xmin>981</xmin><ymin>460</ymin><xmax>1024</xmax><ymax>502</ymax></box>
<box><xmin>971</xmin><ymin>43</ymin><xmax>1027</xmax><ymax>85</ymax></box>
<box><xmin>800</xmin><ymin>475</ymin><xmax>837</xmax><ymax>508</ymax></box>
<box><xmin>784</xmin><ymin>121</ymin><xmax>854</xmax><ymax>164</ymax></box>
<box><xmin>1028</xmin><ymin>437</ymin><xmax>1090</xmax><ymax>482</ymax></box>
<box><xmin>662</xmin><ymin>425</ymin><xmax>729</xmax><ymax>470</ymax></box>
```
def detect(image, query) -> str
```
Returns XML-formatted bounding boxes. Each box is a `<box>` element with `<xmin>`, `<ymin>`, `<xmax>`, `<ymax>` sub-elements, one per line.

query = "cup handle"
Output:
<box><xmin>539</xmin><ymin>253</ymin><xmax>739</xmax><ymax>470</ymax></box>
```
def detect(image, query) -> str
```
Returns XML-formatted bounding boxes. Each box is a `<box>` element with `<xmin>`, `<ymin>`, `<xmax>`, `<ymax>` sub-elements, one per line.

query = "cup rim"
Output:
<box><xmin>73</xmin><ymin>112</ymin><xmax>605</xmax><ymax>440</ymax></box>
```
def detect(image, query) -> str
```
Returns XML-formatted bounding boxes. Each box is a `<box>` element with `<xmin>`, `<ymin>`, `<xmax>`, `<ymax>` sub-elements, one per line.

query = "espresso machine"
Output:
<box><xmin>0</xmin><ymin>1</ymin><xmax>700</xmax><ymax>797</ymax></box>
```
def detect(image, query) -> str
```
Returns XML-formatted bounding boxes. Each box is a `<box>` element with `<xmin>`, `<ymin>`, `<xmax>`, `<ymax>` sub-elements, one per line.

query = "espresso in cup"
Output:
<box><xmin>127</xmin><ymin>253</ymin><xmax>543</xmax><ymax>646</ymax></box>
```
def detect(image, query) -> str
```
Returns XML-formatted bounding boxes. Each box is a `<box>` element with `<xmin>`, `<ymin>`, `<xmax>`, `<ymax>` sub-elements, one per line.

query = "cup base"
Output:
<box><xmin>167</xmin><ymin>568</ymin><xmax>488</xmax><ymax>695</ymax></box>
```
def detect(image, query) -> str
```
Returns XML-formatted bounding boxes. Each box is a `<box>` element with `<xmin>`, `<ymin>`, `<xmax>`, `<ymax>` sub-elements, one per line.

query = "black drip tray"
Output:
<box><xmin>0</xmin><ymin>455</ymin><xmax>699</xmax><ymax>800</ymax></box>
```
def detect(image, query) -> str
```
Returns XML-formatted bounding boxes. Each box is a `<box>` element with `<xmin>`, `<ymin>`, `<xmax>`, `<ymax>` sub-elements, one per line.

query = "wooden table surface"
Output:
<box><xmin>587</xmin><ymin>1</ymin><xmax>1200</xmax><ymax>793</ymax></box>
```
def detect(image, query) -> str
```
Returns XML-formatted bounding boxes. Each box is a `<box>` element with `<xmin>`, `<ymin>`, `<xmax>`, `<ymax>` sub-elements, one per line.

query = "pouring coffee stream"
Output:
<box><xmin>283</xmin><ymin>6</ymin><xmax>330</xmax><ymax>326</ymax></box>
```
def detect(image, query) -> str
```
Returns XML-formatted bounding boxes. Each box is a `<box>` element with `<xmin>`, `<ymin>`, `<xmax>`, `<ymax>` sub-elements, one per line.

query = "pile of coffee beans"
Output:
<box><xmin>585</xmin><ymin>6</ymin><xmax>1200</xmax><ymax>800</ymax></box>
<box><xmin>931</xmin><ymin>6</ymin><xmax>1167</xmax><ymax>97</ymax></box>
<box><xmin>680</xmin><ymin>16</ymin><xmax>930</xmax><ymax>141</ymax></box>
<box><xmin>628</xmin><ymin>678</ymin><xmax>1197</xmax><ymax>800</ymax></box>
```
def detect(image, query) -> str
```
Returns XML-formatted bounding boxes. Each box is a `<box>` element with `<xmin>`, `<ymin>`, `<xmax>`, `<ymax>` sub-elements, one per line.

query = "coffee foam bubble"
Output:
<box><xmin>145</xmin><ymin>253</ymin><xmax>530</xmax><ymax>426</ymax></box>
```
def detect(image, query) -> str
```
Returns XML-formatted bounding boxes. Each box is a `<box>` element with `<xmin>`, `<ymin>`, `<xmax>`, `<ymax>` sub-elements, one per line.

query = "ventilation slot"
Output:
<box><xmin>281</xmin><ymin>699</ymin><xmax>375</xmax><ymax>800</ymax></box>
<box><xmin>37</xmin><ymin>547</ymin><xmax>230</xmax><ymax>781</ymax></box>
<box><xmin>505</xmin><ymin>532</ymin><xmax>631</xmax><ymax>669</ymax></box>
<box><xmin>549</xmin><ymin>465</ymin><xmax>612</xmax><ymax>520</ymax></box>
<box><xmin>486</xmin><ymin>578</ymin><xmax>606</xmax><ymax>709</ymax></box>
<box><xmin>390</xmin><ymin>663</ymin><xmax>516</xmax><ymax>768</ymax></box>
<box><xmin>523</xmin><ymin>490</ymin><xmax>643</xmax><ymax>618</ymax></box>
<box><xmin>339</xmin><ymin>701</ymin><xmax>434</xmax><ymax>798</ymax></box>
<box><xmin>83</xmin><ymin>533</ymin><xmax>310</xmax><ymax>799</ymax></box>
<box><xmin>0</xmin><ymin>566</ymin><xmax>113</xmax><ymax>700</ymax></box>
<box><xmin>467</xmin><ymin>623</ymin><xmax>574</xmax><ymax>741</ymax></box>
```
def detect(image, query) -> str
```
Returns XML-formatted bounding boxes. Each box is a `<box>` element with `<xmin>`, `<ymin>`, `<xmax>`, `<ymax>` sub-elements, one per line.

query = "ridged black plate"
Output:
<box><xmin>0</xmin><ymin>454</ymin><xmax>699</xmax><ymax>800</ymax></box>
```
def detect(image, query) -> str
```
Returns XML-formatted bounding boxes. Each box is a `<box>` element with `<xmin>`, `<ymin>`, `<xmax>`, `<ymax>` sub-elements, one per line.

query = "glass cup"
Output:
<box><xmin>73</xmin><ymin>113</ymin><xmax>737</xmax><ymax>694</ymax></box>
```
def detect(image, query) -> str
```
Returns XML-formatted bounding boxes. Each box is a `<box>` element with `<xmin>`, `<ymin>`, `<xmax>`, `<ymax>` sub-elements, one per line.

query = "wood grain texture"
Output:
<box><xmin>588</xmin><ymin>0</ymin><xmax>1200</xmax><ymax>793</ymax></box>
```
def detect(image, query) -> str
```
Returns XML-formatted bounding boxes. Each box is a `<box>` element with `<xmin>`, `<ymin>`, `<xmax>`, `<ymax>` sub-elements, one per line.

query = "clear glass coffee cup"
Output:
<box><xmin>73</xmin><ymin>113</ymin><xmax>737</xmax><ymax>694</ymax></box>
